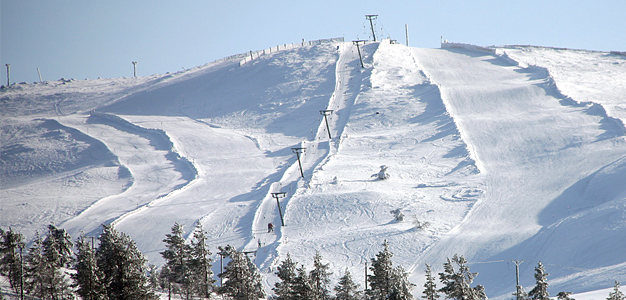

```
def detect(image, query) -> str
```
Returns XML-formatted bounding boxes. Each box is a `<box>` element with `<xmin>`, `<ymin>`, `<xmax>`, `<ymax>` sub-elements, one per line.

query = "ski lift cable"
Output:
<box><xmin>467</xmin><ymin>259</ymin><xmax>507</xmax><ymax>265</ymax></box>
<box><xmin>377</xmin><ymin>20</ymin><xmax>393</xmax><ymax>40</ymax></box>
<box><xmin>543</xmin><ymin>263</ymin><xmax>591</xmax><ymax>272</ymax></box>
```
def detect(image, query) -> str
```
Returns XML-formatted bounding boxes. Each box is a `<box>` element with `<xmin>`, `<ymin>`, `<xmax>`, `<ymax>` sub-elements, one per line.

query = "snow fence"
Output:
<box><xmin>239</xmin><ymin>37</ymin><xmax>345</xmax><ymax>66</ymax></box>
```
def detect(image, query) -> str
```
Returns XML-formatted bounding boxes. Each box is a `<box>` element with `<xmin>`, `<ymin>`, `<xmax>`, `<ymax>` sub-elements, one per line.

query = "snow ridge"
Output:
<box><xmin>498</xmin><ymin>50</ymin><xmax>626</xmax><ymax>138</ymax></box>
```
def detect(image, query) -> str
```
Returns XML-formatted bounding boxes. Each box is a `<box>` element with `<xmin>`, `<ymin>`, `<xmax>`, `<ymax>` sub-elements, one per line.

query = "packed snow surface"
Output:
<box><xmin>2</xmin><ymin>39</ymin><xmax>626</xmax><ymax>299</ymax></box>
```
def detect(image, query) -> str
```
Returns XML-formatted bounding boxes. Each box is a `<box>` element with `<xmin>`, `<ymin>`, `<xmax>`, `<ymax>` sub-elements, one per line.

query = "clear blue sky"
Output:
<box><xmin>2</xmin><ymin>0</ymin><xmax>624</xmax><ymax>84</ymax></box>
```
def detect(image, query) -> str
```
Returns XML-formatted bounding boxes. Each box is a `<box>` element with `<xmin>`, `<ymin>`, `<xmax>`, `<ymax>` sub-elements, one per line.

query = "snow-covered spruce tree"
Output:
<box><xmin>73</xmin><ymin>235</ymin><xmax>107</xmax><ymax>300</ymax></box>
<box><xmin>528</xmin><ymin>262</ymin><xmax>549</xmax><ymax>300</ymax></box>
<box><xmin>366</xmin><ymin>240</ymin><xmax>415</xmax><ymax>300</ymax></box>
<box><xmin>0</xmin><ymin>227</ymin><xmax>25</xmax><ymax>294</ymax></box>
<box><xmin>390</xmin><ymin>265</ymin><xmax>415</xmax><ymax>300</ymax></box>
<box><xmin>23</xmin><ymin>226</ymin><xmax>74</xmax><ymax>299</ymax></box>
<box><xmin>217</xmin><ymin>245</ymin><xmax>265</xmax><ymax>300</ymax></box>
<box><xmin>161</xmin><ymin>222</ymin><xmax>194</xmax><ymax>300</ymax></box>
<box><xmin>334</xmin><ymin>269</ymin><xmax>362</xmax><ymax>300</ymax></box>
<box><xmin>438</xmin><ymin>254</ymin><xmax>486</xmax><ymax>300</ymax></box>
<box><xmin>97</xmin><ymin>224</ymin><xmax>157</xmax><ymax>300</ymax></box>
<box><xmin>147</xmin><ymin>264</ymin><xmax>160</xmax><ymax>292</ymax></box>
<box><xmin>42</xmin><ymin>224</ymin><xmax>74</xmax><ymax>299</ymax></box>
<box><xmin>273</xmin><ymin>253</ymin><xmax>298</xmax><ymax>300</ymax></box>
<box><xmin>190</xmin><ymin>223</ymin><xmax>215</xmax><ymax>299</ymax></box>
<box><xmin>557</xmin><ymin>291</ymin><xmax>574</xmax><ymax>300</ymax></box>
<box><xmin>24</xmin><ymin>233</ymin><xmax>46</xmax><ymax>299</ymax></box>
<box><xmin>42</xmin><ymin>224</ymin><xmax>73</xmax><ymax>269</ymax></box>
<box><xmin>513</xmin><ymin>284</ymin><xmax>527</xmax><ymax>300</ymax></box>
<box><xmin>309</xmin><ymin>251</ymin><xmax>332</xmax><ymax>300</ymax></box>
<box><xmin>608</xmin><ymin>281</ymin><xmax>625</xmax><ymax>300</ymax></box>
<box><xmin>292</xmin><ymin>264</ymin><xmax>314</xmax><ymax>299</ymax></box>
<box><xmin>422</xmin><ymin>264</ymin><xmax>439</xmax><ymax>300</ymax></box>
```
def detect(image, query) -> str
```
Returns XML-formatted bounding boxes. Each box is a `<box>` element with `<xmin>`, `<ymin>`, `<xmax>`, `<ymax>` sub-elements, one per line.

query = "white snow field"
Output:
<box><xmin>2</xmin><ymin>38</ymin><xmax>626</xmax><ymax>299</ymax></box>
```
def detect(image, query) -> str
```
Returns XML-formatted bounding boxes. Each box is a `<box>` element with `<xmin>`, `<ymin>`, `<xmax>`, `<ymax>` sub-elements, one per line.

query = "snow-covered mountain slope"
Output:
<box><xmin>2</xmin><ymin>39</ymin><xmax>626</xmax><ymax>299</ymax></box>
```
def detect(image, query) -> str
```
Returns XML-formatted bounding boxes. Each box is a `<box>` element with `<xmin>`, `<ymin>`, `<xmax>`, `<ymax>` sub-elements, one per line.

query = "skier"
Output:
<box><xmin>267</xmin><ymin>222</ymin><xmax>274</xmax><ymax>233</ymax></box>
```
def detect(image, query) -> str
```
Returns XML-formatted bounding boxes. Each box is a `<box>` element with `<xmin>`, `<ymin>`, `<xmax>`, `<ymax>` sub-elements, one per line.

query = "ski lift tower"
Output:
<box><xmin>365</xmin><ymin>15</ymin><xmax>378</xmax><ymax>41</ymax></box>
<box><xmin>352</xmin><ymin>40</ymin><xmax>367</xmax><ymax>68</ymax></box>
<box><xmin>271</xmin><ymin>192</ymin><xmax>287</xmax><ymax>226</ymax></box>
<box><xmin>320</xmin><ymin>110</ymin><xmax>333</xmax><ymax>139</ymax></box>
<box><xmin>292</xmin><ymin>147</ymin><xmax>306</xmax><ymax>178</ymax></box>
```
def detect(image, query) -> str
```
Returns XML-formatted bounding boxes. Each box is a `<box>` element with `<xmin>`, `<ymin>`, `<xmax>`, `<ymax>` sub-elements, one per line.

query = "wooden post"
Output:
<box><xmin>5</xmin><ymin>64</ymin><xmax>10</xmax><ymax>86</ymax></box>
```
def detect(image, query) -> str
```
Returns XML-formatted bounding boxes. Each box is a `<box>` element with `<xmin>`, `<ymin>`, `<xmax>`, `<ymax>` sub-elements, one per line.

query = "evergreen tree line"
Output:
<box><xmin>2</xmin><ymin>225</ymin><xmax>625</xmax><ymax>300</ymax></box>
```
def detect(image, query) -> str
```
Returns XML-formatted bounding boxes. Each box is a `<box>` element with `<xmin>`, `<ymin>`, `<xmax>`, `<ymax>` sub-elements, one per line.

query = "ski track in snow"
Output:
<box><xmin>58</xmin><ymin>113</ymin><xmax>196</xmax><ymax>239</ymax></box>
<box><xmin>410</xmin><ymin>47</ymin><xmax>626</xmax><ymax>298</ymax></box>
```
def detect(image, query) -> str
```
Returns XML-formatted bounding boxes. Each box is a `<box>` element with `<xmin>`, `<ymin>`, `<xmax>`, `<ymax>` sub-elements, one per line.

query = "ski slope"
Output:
<box><xmin>2</xmin><ymin>39</ymin><xmax>626</xmax><ymax>299</ymax></box>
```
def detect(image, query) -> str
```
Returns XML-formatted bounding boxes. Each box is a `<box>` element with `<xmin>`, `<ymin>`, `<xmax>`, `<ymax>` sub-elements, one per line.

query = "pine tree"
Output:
<box><xmin>367</xmin><ymin>240</ymin><xmax>415</xmax><ymax>300</ymax></box>
<box><xmin>309</xmin><ymin>251</ymin><xmax>332</xmax><ymax>300</ymax></box>
<box><xmin>292</xmin><ymin>264</ymin><xmax>314</xmax><ymax>299</ymax></box>
<box><xmin>160</xmin><ymin>222</ymin><xmax>194</xmax><ymax>299</ymax></box>
<box><xmin>72</xmin><ymin>235</ymin><xmax>107</xmax><ymax>300</ymax></box>
<box><xmin>608</xmin><ymin>281</ymin><xmax>625</xmax><ymax>300</ymax></box>
<box><xmin>367</xmin><ymin>241</ymin><xmax>394</xmax><ymax>300</ymax></box>
<box><xmin>274</xmin><ymin>253</ymin><xmax>298</xmax><ymax>300</ymax></box>
<box><xmin>24</xmin><ymin>233</ymin><xmax>47</xmax><ymax>299</ymax></box>
<box><xmin>390</xmin><ymin>265</ymin><xmax>415</xmax><ymax>300</ymax></box>
<box><xmin>514</xmin><ymin>284</ymin><xmax>527</xmax><ymax>300</ymax></box>
<box><xmin>42</xmin><ymin>224</ymin><xmax>74</xmax><ymax>299</ymax></box>
<box><xmin>438</xmin><ymin>254</ymin><xmax>486</xmax><ymax>300</ymax></box>
<box><xmin>528</xmin><ymin>262</ymin><xmax>549</xmax><ymax>300</ymax></box>
<box><xmin>422</xmin><ymin>264</ymin><xmax>439</xmax><ymax>300</ymax></box>
<box><xmin>22</xmin><ymin>226</ymin><xmax>74</xmax><ymax>299</ymax></box>
<box><xmin>0</xmin><ymin>227</ymin><xmax>25</xmax><ymax>294</ymax></box>
<box><xmin>97</xmin><ymin>224</ymin><xmax>157</xmax><ymax>300</ymax></box>
<box><xmin>334</xmin><ymin>269</ymin><xmax>362</xmax><ymax>300</ymax></box>
<box><xmin>189</xmin><ymin>223</ymin><xmax>215</xmax><ymax>298</ymax></box>
<box><xmin>42</xmin><ymin>224</ymin><xmax>73</xmax><ymax>268</ymax></box>
<box><xmin>217</xmin><ymin>245</ymin><xmax>265</xmax><ymax>300</ymax></box>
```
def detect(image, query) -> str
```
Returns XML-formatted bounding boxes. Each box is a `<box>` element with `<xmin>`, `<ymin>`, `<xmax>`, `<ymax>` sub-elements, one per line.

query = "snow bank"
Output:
<box><xmin>441</xmin><ymin>41</ymin><xmax>496</xmax><ymax>54</ymax></box>
<box><xmin>87</xmin><ymin>112</ymin><xmax>197</xmax><ymax>183</ymax></box>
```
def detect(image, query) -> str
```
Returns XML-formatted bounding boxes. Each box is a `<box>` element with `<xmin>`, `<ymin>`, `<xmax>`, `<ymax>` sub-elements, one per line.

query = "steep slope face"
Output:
<box><xmin>410</xmin><ymin>47</ymin><xmax>626</xmax><ymax>298</ymax></box>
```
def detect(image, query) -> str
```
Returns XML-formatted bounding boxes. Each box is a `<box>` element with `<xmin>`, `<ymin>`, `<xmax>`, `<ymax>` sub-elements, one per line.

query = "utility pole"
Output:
<box><xmin>352</xmin><ymin>40</ymin><xmax>367</xmax><ymax>68</ymax></box>
<box><xmin>292</xmin><ymin>147</ymin><xmax>306</xmax><ymax>178</ymax></box>
<box><xmin>132</xmin><ymin>61</ymin><xmax>138</xmax><ymax>78</ymax></box>
<box><xmin>513</xmin><ymin>260</ymin><xmax>524</xmax><ymax>300</ymax></box>
<box><xmin>319</xmin><ymin>110</ymin><xmax>334</xmax><ymax>139</ymax></box>
<box><xmin>271</xmin><ymin>192</ymin><xmax>287</xmax><ymax>226</ymax></box>
<box><xmin>5</xmin><ymin>64</ymin><xmax>10</xmax><ymax>86</ymax></box>
<box><xmin>405</xmin><ymin>24</ymin><xmax>409</xmax><ymax>46</ymax></box>
<box><xmin>219</xmin><ymin>252</ymin><xmax>225</xmax><ymax>287</ymax></box>
<box><xmin>365</xmin><ymin>15</ymin><xmax>378</xmax><ymax>41</ymax></box>
<box><xmin>364</xmin><ymin>262</ymin><xmax>368</xmax><ymax>291</ymax></box>
<box><xmin>20</xmin><ymin>246</ymin><xmax>24</xmax><ymax>300</ymax></box>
